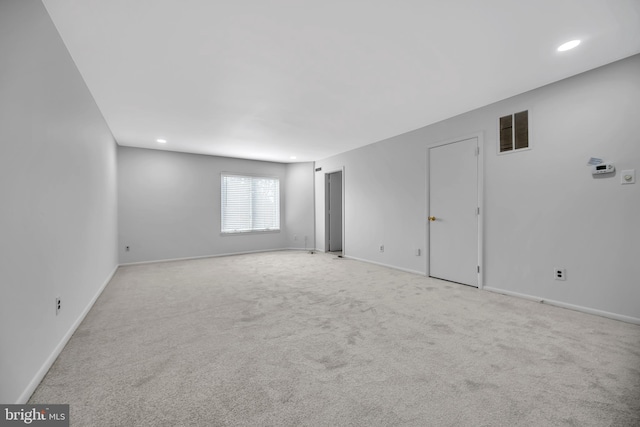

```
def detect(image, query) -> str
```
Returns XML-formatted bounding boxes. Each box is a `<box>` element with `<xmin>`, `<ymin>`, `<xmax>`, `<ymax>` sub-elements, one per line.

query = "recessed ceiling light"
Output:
<box><xmin>290</xmin><ymin>156</ymin><xmax>297</xmax><ymax>160</ymax></box>
<box><xmin>557</xmin><ymin>40</ymin><xmax>581</xmax><ymax>52</ymax></box>
<box><xmin>156</xmin><ymin>139</ymin><xmax>167</xmax><ymax>143</ymax></box>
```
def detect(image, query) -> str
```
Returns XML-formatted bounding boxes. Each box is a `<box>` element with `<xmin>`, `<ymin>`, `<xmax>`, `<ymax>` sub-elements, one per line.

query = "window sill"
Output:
<box><xmin>220</xmin><ymin>229</ymin><xmax>281</xmax><ymax>237</ymax></box>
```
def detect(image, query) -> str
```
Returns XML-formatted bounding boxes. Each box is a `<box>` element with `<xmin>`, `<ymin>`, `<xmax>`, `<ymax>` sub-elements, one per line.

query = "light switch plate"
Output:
<box><xmin>621</xmin><ymin>169</ymin><xmax>635</xmax><ymax>185</ymax></box>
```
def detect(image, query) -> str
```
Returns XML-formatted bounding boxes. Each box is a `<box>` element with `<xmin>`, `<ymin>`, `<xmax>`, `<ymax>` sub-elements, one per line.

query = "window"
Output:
<box><xmin>221</xmin><ymin>174</ymin><xmax>280</xmax><ymax>234</ymax></box>
<box><xmin>499</xmin><ymin>110</ymin><xmax>529</xmax><ymax>153</ymax></box>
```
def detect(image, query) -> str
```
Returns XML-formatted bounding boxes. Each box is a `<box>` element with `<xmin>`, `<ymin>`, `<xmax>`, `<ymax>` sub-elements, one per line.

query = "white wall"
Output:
<box><xmin>315</xmin><ymin>54</ymin><xmax>640</xmax><ymax>322</ymax></box>
<box><xmin>0</xmin><ymin>0</ymin><xmax>119</xmax><ymax>403</ymax></box>
<box><xmin>285</xmin><ymin>162</ymin><xmax>316</xmax><ymax>250</ymax></box>
<box><xmin>118</xmin><ymin>147</ymin><xmax>315</xmax><ymax>264</ymax></box>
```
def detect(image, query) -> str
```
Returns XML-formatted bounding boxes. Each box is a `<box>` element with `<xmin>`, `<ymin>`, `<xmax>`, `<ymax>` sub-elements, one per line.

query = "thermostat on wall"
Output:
<box><xmin>592</xmin><ymin>163</ymin><xmax>615</xmax><ymax>175</ymax></box>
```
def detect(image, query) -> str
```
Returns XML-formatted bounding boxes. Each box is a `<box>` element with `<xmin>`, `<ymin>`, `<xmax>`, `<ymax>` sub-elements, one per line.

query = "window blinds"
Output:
<box><xmin>221</xmin><ymin>174</ymin><xmax>280</xmax><ymax>233</ymax></box>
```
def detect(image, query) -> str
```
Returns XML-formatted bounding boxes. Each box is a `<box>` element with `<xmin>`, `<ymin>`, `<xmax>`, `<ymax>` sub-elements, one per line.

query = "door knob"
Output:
<box><xmin>428</xmin><ymin>216</ymin><xmax>436</xmax><ymax>221</ymax></box>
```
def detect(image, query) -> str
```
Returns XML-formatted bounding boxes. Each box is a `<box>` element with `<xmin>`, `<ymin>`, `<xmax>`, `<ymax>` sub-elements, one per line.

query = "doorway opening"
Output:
<box><xmin>325</xmin><ymin>170</ymin><xmax>343</xmax><ymax>254</ymax></box>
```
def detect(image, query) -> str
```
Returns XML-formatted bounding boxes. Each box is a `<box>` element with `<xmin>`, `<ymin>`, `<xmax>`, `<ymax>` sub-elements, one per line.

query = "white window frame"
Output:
<box><xmin>221</xmin><ymin>173</ymin><xmax>281</xmax><ymax>235</ymax></box>
<box><xmin>497</xmin><ymin>109</ymin><xmax>531</xmax><ymax>155</ymax></box>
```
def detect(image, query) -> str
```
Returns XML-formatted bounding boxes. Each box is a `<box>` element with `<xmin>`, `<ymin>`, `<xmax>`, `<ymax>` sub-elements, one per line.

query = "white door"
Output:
<box><xmin>429</xmin><ymin>137</ymin><xmax>479</xmax><ymax>286</ymax></box>
<box><xmin>326</xmin><ymin>171</ymin><xmax>342</xmax><ymax>252</ymax></box>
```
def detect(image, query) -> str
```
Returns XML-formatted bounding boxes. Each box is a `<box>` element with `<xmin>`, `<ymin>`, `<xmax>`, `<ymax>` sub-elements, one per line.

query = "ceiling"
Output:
<box><xmin>42</xmin><ymin>0</ymin><xmax>640</xmax><ymax>163</ymax></box>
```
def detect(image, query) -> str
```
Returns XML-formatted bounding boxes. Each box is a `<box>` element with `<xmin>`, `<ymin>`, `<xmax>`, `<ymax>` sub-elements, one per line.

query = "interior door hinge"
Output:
<box><xmin>477</xmin><ymin>265</ymin><xmax>480</xmax><ymax>273</ymax></box>
<box><xmin>477</xmin><ymin>207</ymin><xmax>480</xmax><ymax>215</ymax></box>
<box><xmin>476</xmin><ymin>147</ymin><xmax>480</xmax><ymax>156</ymax></box>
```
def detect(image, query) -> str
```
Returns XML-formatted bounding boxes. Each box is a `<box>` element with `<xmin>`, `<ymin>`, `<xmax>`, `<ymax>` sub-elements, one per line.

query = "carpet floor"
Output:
<box><xmin>30</xmin><ymin>251</ymin><xmax>640</xmax><ymax>426</ymax></box>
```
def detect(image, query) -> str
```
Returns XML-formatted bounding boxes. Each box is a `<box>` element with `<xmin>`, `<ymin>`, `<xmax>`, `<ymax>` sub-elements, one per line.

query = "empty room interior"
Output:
<box><xmin>1</xmin><ymin>0</ymin><xmax>640</xmax><ymax>425</ymax></box>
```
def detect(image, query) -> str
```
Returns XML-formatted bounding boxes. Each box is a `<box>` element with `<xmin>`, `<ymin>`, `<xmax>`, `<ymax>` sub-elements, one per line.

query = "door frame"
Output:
<box><xmin>426</xmin><ymin>132</ymin><xmax>484</xmax><ymax>289</ymax></box>
<box><xmin>324</xmin><ymin>167</ymin><xmax>345</xmax><ymax>254</ymax></box>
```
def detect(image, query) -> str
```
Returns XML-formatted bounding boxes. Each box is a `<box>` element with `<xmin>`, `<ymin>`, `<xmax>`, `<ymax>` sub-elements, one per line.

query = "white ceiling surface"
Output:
<box><xmin>42</xmin><ymin>0</ymin><xmax>640</xmax><ymax>163</ymax></box>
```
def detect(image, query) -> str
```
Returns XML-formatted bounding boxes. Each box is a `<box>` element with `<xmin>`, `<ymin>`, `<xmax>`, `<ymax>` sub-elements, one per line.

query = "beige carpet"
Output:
<box><xmin>30</xmin><ymin>251</ymin><xmax>640</xmax><ymax>426</ymax></box>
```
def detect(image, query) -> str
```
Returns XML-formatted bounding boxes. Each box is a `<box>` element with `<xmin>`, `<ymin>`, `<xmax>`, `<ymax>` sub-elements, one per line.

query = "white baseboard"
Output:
<box><xmin>119</xmin><ymin>248</ymin><xmax>290</xmax><ymax>266</ymax></box>
<box><xmin>17</xmin><ymin>265</ymin><xmax>119</xmax><ymax>404</ymax></box>
<box><xmin>344</xmin><ymin>255</ymin><xmax>425</xmax><ymax>276</ymax></box>
<box><xmin>483</xmin><ymin>286</ymin><xmax>640</xmax><ymax>325</ymax></box>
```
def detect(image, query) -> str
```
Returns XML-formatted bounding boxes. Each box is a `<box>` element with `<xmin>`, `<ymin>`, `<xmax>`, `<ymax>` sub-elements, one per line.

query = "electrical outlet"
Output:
<box><xmin>125</xmin><ymin>246</ymin><xmax>130</xmax><ymax>252</ymax></box>
<box><xmin>415</xmin><ymin>249</ymin><xmax>421</xmax><ymax>256</ymax></box>
<box><xmin>554</xmin><ymin>268</ymin><xmax>566</xmax><ymax>281</ymax></box>
<box><xmin>379</xmin><ymin>244</ymin><xmax>384</xmax><ymax>253</ymax></box>
<box><xmin>56</xmin><ymin>297</ymin><xmax>61</xmax><ymax>315</ymax></box>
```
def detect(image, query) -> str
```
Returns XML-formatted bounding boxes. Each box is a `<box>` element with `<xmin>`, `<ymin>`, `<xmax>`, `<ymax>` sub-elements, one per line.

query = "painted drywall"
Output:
<box><xmin>285</xmin><ymin>163</ymin><xmax>316</xmax><ymax>250</ymax></box>
<box><xmin>0</xmin><ymin>0</ymin><xmax>119</xmax><ymax>403</ymax></box>
<box><xmin>315</xmin><ymin>54</ymin><xmax>640</xmax><ymax>321</ymax></box>
<box><xmin>119</xmin><ymin>147</ymin><xmax>312</xmax><ymax>264</ymax></box>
